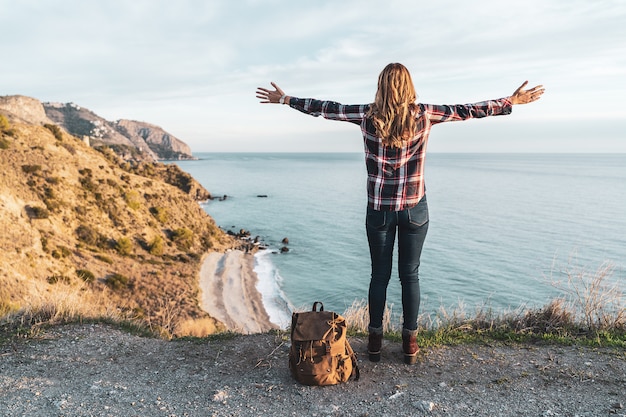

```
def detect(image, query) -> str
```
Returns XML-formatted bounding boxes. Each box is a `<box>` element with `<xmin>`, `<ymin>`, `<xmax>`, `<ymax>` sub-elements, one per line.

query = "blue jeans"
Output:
<box><xmin>366</xmin><ymin>196</ymin><xmax>429</xmax><ymax>331</ymax></box>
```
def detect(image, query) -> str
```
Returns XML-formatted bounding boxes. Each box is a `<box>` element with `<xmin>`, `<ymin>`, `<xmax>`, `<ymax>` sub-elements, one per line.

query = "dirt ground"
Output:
<box><xmin>0</xmin><ymin>323</ymin><xmax>624</xmax><ymax>417</ymax></box>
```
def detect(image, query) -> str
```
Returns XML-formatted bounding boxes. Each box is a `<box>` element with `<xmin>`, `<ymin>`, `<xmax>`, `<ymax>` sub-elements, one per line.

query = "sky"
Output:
<box><xmin>1</xmin><ymin>0</ymin><xmax>625</xmax><ymax>153</ymax></box>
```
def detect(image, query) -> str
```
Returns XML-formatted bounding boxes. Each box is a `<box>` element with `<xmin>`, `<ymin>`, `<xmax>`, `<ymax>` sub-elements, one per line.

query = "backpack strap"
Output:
<box><xmin>312</xmin><ymin>301</ymin><xmax>324</xmax><ymax>312</ymax></box>
<box><xmin>345</xmin><ymin>340</ymin><xmax>360</xmax><ymax>381</ymax></box>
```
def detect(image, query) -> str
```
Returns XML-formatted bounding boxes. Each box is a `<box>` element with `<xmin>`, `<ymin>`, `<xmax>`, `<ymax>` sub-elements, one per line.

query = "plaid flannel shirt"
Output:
<box><xmin>288</xmin><ymin>96</ymin><xmax>513</xmax><ymax>211</ymax></box>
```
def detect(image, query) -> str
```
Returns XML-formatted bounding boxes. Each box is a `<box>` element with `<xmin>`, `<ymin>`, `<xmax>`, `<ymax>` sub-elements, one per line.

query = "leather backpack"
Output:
<box><xmin>288</xmin><ymin>302</ymin><xmax>360</xmax><ymax>386</ymax></box>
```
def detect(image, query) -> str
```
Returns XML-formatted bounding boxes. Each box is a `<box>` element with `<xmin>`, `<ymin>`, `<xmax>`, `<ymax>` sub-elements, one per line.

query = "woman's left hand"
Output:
<box><xmin>510</xmin><ymin>81</ymin><xmax>545</xmax><ymax>105</ymax></box>
<box><xmin>256</xmin><ymin>82</ymin><xmax>287</xmax><ymax>104</ymax></box>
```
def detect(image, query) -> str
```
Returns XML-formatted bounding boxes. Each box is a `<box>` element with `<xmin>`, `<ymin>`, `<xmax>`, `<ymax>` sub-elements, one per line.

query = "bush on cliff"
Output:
<box><xmin>0</xmin><ymin>114</ymin><xmax>9</xmax><ymax>131</ymax></box>
<box><xmin>0</xmin><ymin>114</ymin><xmax>15</xmax><ymax>146</ymax></box>
<box><xmin>171</xmin><ymin>227</ymin><xmax>194</xmax><ymax>251</ymax></box>
<box><xmin>150</xmin><ymin>206</ymin><xmax>169</xmax><ymax>224</ymax></box>
<box><xmin>0</xmin><ymin>136</ymin><xmax>10</xmax><ymax>149</ymax></box>
<box><xmin>76</xmin><ymin>269</ymin><xmax>95</xmax><ymax>284</ymax></box>
<box><xmin>115</xmin><ymin>237</ymin><xmax>133</xmax><ymax>256</ymax></box>
<box><xmin>148</xmin><ymin>236</ymin><xmax>164</xmax><ymax>256</ymax></box>
<box><xmin>26</xmin><ymin>205</ymin><xmax>50</xmax><ymax>219</ymax></box>
<box><xmin>105</xmin><ymin>273</ymin><xmax>130</xmax><ymax>291</ymax></box>
<box><xmin>44</xmin><ymin>123</ymin><xmax>64</xmax><ymax>141</ymax></box>
<box><xmin>76</xmin><ymin>224</ymin><xmax>99</xmax><ymax>246</ymax></box>
<box><xmin>0</xmin><ymin>114</ymin><xmax>16</xmax><ymax>139</ymax></box>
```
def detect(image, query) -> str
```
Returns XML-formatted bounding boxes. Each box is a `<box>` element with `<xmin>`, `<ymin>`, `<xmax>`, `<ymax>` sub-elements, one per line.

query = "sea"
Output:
<box><xmin>174</xmin><ymin>153</ymin><xmax>626</xmax><ymax>328</ymax></box>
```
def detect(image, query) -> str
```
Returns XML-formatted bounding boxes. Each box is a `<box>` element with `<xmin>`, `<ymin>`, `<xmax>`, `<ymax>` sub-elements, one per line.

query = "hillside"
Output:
<box><xmin>0</xmin><ymin>95</ymin><xmax>194</xmax><ymax>162</ymax></box>
<box><xmin>0</xmin><ymin>111</ymin><xmax>237</xmax><ymax>337</ymax></box>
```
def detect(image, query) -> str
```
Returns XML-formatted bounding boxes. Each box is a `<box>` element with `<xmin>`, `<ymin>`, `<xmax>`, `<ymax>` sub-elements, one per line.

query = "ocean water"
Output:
<box><xmin>174</xmin><ymin>153</ymin><xmax>626</xmax><ymax>328</ymax></box>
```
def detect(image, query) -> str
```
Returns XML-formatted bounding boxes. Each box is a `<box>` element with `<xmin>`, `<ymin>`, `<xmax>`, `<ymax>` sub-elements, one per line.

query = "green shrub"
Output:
<box><xmin>76</xmin><ymin>269</ymin><xmax>95</xmax><ymax>283</ymax></box>
<box><xmin>0</xmin><ymin>114</ymin><xmax>9</xmax><ymax>130</ymax></box>
<box><xmin>41</xmin><ymin>236</ymin><xmax>49</xmax><ymax>252</ymax></box>
<box><xmin>171</xmin><ymin>227</ymin><xmax>194</xmax><ymax>250</ymax></box>
<box><xmin>200</xmin><ymin>233</ymin><xmax>214</xmax><ymax>251</ymax></box>
<box><xmin>95</xmin><ymin>254</ymin><xmax>114</xmax><ymax>264</ymax></box>
<box><xmin>144</xmin><ymin>163</ymin><xmax>156</xmax><ymax>176</ymax></box>
<box><xmin>105</xmin><ymin>273</ymin><xmax>129</xmax><ymax>290</ymax></box>
<box><xmin>51</xmin><ymin>245</ymin><xmax>72</xmax><ymax>259</ymax></box>
<box><xmin>47</xmin><ymin>274</ymin><xmax>70</xmax><ymax>284</ymax></box>
<box><xmin>61</xmin><ymin>142</ymin><xmax>76</xmax><ymax>155</ymax></box>
<box><xmin>79</xmin><ymin>176</ymin><xmax>96</xmax><ymax>192</ymax></box>
<box><xmin>0</xmin><ymin>115</ymin><xmax>16</xmax><ymax>139</ymax></box>
<box><xmin>148</xmin><ymin>236</ymin><xmax>164</xmax><ymax>256</ymax></box>
<box><xmin>76</xmin><ymin>224</ymin><xmax>99</xmax><ymax>245</ymax></box>
<box><xmin>94</xmin><ymin>146</ymin><xmax>121</xmax><ymax>164</ymax></box>
<box><xmin>115</xmin><ymin>237</ymin><xmax>133</xmax><ymax>256</ymax></box>
<box><xmin>150</xmin><ymin>206</ymin><xmax>169</xmax><ymax>224</ymax></box>
<box><xmin>41</xmin><ymin>186</ymin><xmax>60</xmax><ymax>212</ymax></box>
<box><xmin>97</xmin><ymin>236</ymin><xmax>113</xmax><ymax>250</ymax></box>
<box><xmin>43</xmin><ymin>198</ymin><xmax>61</xmax><ymax>213</ymax></box>
<box><xmin>21</xmin><ymin>164</ymin><xmax>42</xmax><ymax>174</ymax></box>
<box><xmin>124</xmin><ymin>191</ymin><xmax>141</xmax><ymax>210</ymax></box>
<box><xmin>102</xmin><ymin>198</ymin><xmax>123</xmax><ymax>226</ymax></box>
<box><xmin>44</xmin><ymin>124</ymin><xmax>63</xmax><ymax>141</ymax></box>
<box><xmin>43</xmin><ymin>186</ymin><xmax>55</xmax><ymax>199</ymax></box>
<box><xmin>27</xmin><ymin>205</ymin><xmax>50</xmax><ymax>219</ymax></box>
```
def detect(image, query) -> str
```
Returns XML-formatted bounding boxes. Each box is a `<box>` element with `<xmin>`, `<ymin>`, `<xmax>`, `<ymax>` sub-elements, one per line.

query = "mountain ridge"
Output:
<box><xmin>0</xmin><ymin>95</ymin><xmax>194</xmax><ymax>162</ymax></box>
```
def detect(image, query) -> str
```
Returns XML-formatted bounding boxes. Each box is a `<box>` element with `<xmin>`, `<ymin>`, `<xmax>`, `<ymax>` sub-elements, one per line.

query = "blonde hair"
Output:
<box><xmin>366</xmin><ymin>63</ymin><xmax>418</xmax><ymax>148</ymax></box>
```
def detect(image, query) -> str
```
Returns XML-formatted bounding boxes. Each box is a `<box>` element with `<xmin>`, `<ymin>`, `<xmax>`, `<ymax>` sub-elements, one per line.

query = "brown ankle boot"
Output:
<box><xmin>368</xmin><ymin>328</ymin><xmax>383</xmax><ymax>362</ymax></box>
<box><xmin>402</xmin><ymin>329</ymin><xmax>419</xmax><ymax>365</ymax></box>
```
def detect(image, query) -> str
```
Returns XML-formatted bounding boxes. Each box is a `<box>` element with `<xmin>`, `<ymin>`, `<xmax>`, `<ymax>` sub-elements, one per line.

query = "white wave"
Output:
<box><xmin>253</xmin><ymin>250</ymin><xmax>293</xmax><ymax>329</ymax></box>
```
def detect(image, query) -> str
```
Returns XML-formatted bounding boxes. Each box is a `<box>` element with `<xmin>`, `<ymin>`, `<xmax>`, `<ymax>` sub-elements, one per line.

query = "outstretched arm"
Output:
<box><xmin>424</xmin><ymin>80</ymin><xmax>544</xmax><ymax>124</ymax></box>
<box><xmin>255</xmin><ymin>82</ymin><xmax>367</xmax><ymax>124</ymax></box>
<box><xmin>256</xmin><ymin>82</ymin><xmax>291</xmax><ymax>105</ymax></box>
<box><xmin>510</xmin><ymin>81</ymin><xmax>545</xmax><ymax>105</ymax></box>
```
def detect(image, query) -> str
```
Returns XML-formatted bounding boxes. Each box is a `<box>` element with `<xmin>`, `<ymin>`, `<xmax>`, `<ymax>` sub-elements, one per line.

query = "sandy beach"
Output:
<box><xmin>199</xmin><ymin>250</ymin><xmax>278</xmax><ymax>334</ymax></box>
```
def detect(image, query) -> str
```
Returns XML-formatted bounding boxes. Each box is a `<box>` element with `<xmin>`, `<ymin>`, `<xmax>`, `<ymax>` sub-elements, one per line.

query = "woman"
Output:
<box><xmin>256</xmin><ymin>63</ymin><xmax>544</xmax><ymax>364</ymax></box>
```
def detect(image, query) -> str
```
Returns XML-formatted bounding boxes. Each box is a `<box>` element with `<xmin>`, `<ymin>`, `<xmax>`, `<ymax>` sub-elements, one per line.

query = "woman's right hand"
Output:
<box><xmin>256</xmin><ymin>82</ymin><xmax>288</xmax><ymax>104</ymax></box>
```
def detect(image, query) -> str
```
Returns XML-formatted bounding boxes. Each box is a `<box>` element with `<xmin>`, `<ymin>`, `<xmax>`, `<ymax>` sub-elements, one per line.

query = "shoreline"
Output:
<box><xmin>199</xmin><ymin>249</ymin><xmax>279</xmax><ymax>334</ymax></box>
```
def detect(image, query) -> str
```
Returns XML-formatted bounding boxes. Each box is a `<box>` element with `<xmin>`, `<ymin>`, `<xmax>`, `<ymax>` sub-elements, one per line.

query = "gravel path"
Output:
<box><xmin>1</xmin><ymin>323</ymin><xmax>624</xmax><ymax>417</ymax></box>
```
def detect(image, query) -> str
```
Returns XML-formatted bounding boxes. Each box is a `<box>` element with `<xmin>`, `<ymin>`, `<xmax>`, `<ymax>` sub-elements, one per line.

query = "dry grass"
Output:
<box><xmin>143</xmin><ymin>288</ymin><xmax>224</xmax><ymax>338</ymax></box>
<box><xmin>342</xmin><ymin>299</ymin><xmax>394</xmax><ymax>334</ymax></box>
<box><xmin>341</xmin><ymin>261</ymin><xmax>624</xmax><ymax>344</ymax></box>
<box><xmin>176</xmin><ymin>317</ymin><xmax>224</xmax><ymax>338</ymax></box>
<box><xmin>0</xmin><ymin>276</ymin><xmax>225</xmax><ymax>340</ymax></box>
<box><xmin>2</xmin><ymin>259</ymin><xmax>623</xmax><ymax>344</ymax></box>
<box><xmin>548</xmin><ymin>260</ymin><xmax>625</xmax><ymax>332</ymax></box>
<box><xmin>0</xmin><ymin>280</ymin><xmax>135</xmax><ymax>337</ymax></box>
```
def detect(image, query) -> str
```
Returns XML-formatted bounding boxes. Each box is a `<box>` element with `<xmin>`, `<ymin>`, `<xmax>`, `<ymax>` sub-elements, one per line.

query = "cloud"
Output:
<box><xmin>1</xmin><ymin>0</ymin><xmax>625</xmax><ymax>152</ymax></box>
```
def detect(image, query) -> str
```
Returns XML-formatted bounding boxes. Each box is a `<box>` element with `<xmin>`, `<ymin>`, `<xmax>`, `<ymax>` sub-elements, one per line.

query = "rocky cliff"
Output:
<box><xmin>0</xmin><ymin>110</ymin><xmax>233</xmax><ymax>337</ymax></box>
<box><xmin>0</xmin><ymin>95</ymin><xmax>53</xmax><ymax>126</ymax></box>
<box><xmin>115</xmin><ymin>119</ymin><xmax>193</xmax><ymax>161</ymax></box>
<box><xmin>0</xmin><ymin>95</ymin><xmax>195</xmax><ymax>161</ymax></box>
